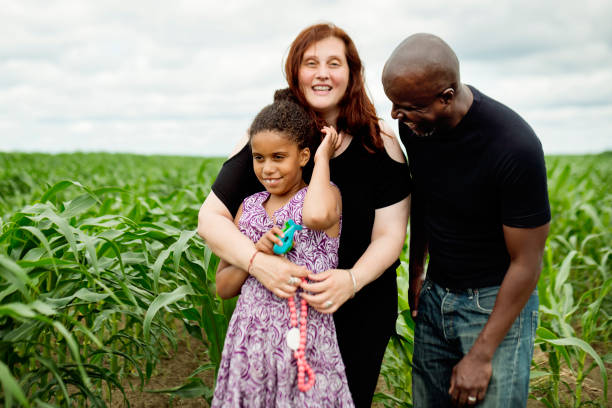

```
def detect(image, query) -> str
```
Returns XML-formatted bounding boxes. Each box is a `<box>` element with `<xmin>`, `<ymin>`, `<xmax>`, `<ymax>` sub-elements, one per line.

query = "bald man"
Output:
<box><xmin>382</xmin><ymin>34</ymin><xmax>550</xmax><ymax>407</ymax></box>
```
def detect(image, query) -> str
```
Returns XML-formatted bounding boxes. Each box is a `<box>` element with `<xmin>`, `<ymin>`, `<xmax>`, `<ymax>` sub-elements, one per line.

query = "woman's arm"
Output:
<box><xmin>198</xmin><ymin>192</ymin><xmax>257</xmax><ymax>270</ymax></box>
<box><xmin>302</xmin><ymin>126</ymin><xmax>342</xmax><ymax>234</ymax></box>
<box><xmin>214</xmin><ymin>205</ymin><xmax>250</xmax><ymax>299</ymax></box>
<box><xmin>301</xmin><ymin>197</ymin><xmax>409</xmax><ymax>312</ymax></box>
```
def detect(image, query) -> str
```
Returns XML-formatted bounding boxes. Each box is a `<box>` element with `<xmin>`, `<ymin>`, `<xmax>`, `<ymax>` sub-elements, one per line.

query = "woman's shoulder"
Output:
<box><xmin>349</xmin><ymin>120</ymin><xmax>406</xmax><ymax>164</ymax></box>
<box><xmin>378</xmin><ymin>119</ymin><xmax>406</xmax><ymax>164</ymax></box>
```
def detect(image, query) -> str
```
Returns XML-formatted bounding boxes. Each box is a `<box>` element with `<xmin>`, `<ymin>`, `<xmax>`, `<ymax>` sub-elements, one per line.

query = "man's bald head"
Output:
<box><xmin>382</xmin><ymin>33</ymin><xmax>460</xmax><ymax>94</ymax></box>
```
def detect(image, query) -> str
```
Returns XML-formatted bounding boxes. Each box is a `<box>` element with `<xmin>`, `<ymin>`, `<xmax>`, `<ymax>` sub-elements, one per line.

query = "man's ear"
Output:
<box><xmin>299</xmin><ymin>147</ymin><xmax>311</xmax><ymax>167</ymax></box>
<box><xmin>440</xmin><ymin>87</ymin><xmax>455</xmax><ymax>104</ymax></box>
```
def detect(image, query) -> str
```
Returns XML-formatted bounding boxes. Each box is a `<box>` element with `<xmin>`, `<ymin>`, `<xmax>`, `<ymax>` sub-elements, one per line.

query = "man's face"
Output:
<box><xmin>383</xmin><ymin>75</ymin><xmax>450</xmax><ymax>137</ymax></box>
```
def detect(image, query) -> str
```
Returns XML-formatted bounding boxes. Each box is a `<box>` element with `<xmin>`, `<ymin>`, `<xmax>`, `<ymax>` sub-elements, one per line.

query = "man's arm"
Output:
<box><xmin>448</xmin><ymin>222</ymin><xmax>549</xmax><ymax>405</ymax></box>
<box><xmin>408</xmin><ymin>192</ymin><xmax>428</xmax><ymax>317</ymax></box>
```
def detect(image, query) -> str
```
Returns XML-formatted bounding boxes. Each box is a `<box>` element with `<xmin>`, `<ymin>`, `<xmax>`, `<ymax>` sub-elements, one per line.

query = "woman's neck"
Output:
<box><xmin>321</xmin><ymin>109</ymin><xmax>340</xmax><ymax>128</ymax></box>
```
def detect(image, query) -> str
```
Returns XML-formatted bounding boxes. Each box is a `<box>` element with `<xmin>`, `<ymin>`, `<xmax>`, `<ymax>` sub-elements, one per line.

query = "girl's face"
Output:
<box><xmin>251</xmin><ymin>130</ymin><xmax>310</xmax><ymax>199</ymax></box>
<box><xmin>298</xmin><ymin>36</ymin><xmax>349</xmax><ymax>124</ymax></box>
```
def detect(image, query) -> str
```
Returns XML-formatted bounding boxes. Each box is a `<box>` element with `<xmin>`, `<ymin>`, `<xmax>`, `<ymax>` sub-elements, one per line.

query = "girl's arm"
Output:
<box><xmin>215</xmin><ymin>258</ymin><xmax>248</xmax><ymax>299</ymax></box>
<box><xmin>302</xmin><ymin>126</ymin><xmax>342</xmax><ymax>234</ymax></box>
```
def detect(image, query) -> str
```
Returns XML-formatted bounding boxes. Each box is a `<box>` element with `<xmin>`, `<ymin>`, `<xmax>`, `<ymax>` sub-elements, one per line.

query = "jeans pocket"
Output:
<box><xmin>475</xmin><ymin>286</ymin><xmax>500</xmax><ymax>313</ymax></box>
<box><xmin>419</xmin><ymin>279</ymin><xmax>433</xmax><ymax>299</ymax></box>
<box><xmin>415</xmin><ymin>280</ymin><xmax>434</xmax><ymax>320</ymax></box>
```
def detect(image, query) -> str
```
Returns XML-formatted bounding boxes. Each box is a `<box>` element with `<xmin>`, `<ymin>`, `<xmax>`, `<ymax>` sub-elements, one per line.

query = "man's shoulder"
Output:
<box><xmin>469</xmin><ymin>86</ymin><xmax>530</xmax><ymax>127</ymax></box>
<box><xmin>469</xmin><ymin>86</ymin><xmax>541</xmax><ymax>151</ymax></box>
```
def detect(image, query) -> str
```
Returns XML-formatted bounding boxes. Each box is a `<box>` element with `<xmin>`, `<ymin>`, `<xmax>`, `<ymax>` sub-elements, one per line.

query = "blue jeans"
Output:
<box><xmin>412</xmin><ymin>279</ymin><xmax>538</xmax><ymax>407</ymax></box>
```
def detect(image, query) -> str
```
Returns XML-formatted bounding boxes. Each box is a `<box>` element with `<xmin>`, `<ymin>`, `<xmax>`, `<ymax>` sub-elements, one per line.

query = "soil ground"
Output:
<box><xmin>109</xmin><ymin>333</ymin><xmax>212</xmax><ymax>408</ymax></box>
<box><xmin>108</xmin><ymin>332</ymin><xmax>389</xmax><ymax>408</ymax></box>
<box><xmin>109</xmin><ymin>337</ymin><xmax>609</xmax><ymax>407</ymax></box>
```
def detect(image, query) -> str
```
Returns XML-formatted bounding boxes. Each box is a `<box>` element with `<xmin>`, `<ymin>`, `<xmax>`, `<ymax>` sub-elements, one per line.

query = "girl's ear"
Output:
<box><xmin>299</xmin><ymin>147</ymin><xmax>311</xmax><ymax>167</ymax></box>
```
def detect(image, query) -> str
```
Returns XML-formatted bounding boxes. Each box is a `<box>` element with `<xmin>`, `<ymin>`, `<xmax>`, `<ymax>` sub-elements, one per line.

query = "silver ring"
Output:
<box><xmin>324</xmin><ymin>300</ymin><xmax>333</xmax><ymax>309</ymax></box>
<box><xmin>468</xmin><ymin>396</ymin><xmax>477</xmax><ymax>403</ymax></box>
<box><xmin>288</xmin><ymin>276</ymin><xmax>300</xmax><ymax>286</ymax></box>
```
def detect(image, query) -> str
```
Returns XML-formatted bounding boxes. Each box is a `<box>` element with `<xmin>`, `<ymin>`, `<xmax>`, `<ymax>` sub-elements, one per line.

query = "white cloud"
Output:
<box><xmin>1</xmin><ymin>0</ymin><xmax>610</xmax><ymax>156</ymax></box>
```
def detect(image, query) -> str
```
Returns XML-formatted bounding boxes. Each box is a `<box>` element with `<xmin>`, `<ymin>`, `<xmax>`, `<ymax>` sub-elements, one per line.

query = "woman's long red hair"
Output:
<box><xmin>284</xmin><ymin>23</ymin><xmax>384</xmax><ymax>152</ymax></box>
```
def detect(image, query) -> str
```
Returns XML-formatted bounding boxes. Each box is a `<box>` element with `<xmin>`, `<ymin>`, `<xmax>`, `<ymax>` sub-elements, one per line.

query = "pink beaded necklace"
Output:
<box><xmin>286</xmin><ymin>277</ymin><xmax>315</xmax><ymax>392</ymax></box>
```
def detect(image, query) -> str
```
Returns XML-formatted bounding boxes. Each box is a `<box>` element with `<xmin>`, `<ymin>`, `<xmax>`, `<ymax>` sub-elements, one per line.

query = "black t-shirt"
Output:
<box><xmin>211</xmin><ymin>137</ymin><xmax>412</xmax><ymax>324</ymax></box>
<box><xmin>399</xmin><ymin>86</ymin><xmax>551</xmax><ymax>289</ymax></box>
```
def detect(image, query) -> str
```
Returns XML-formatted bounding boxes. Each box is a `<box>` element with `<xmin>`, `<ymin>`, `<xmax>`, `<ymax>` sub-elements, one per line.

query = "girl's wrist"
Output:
<box><xmin>314</xmin><ymin>152</ymin><xmax>332</xmax><ymax>163</ymax></box>
<box><xmin>247</xmin><ymin>250</ymin><xmax>260</xmax><ymax>275</ymax></box>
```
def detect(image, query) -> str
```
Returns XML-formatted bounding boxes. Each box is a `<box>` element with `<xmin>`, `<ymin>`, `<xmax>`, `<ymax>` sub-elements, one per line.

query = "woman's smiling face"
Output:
<box><xmin>298</xmin><ymin>36</ymin><xmax>349</xmax><ymax>123</ymax></box>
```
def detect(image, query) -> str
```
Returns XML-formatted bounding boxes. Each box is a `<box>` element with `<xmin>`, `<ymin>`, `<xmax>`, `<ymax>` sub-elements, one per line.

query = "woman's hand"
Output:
<box><xmin>255</xmin><ymin>226</ymin><xmax>285</xmax><ymax>254</ymax></box>
<box><xmin>300</xmin><ymin>269</ymin><xmax>354</xmax><ymax>313</ymax></box>
<box><xmin>314</xmin><ymin>126</ymin><xmax>342</xmax><ymax>163</ymax></box>
<box><xmin>249</xmin><ymin>252</ymin><xmax>310</xmax><ymax>299</ymax></box>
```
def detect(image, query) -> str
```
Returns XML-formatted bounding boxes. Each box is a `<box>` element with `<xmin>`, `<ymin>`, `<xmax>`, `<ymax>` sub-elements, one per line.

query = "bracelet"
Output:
<box><xmin>247</xmin><ymin>250</ymin><xmax>260</xmax><ymax>275</ymax></box>
<box><xmin>347</xmin><ymin>269</ymin><xmax>357</xmax><ymax>298</ymax></box>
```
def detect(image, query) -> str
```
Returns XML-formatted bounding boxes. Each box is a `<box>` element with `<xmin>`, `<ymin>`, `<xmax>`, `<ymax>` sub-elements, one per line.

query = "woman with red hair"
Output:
<box><xmin>199</xmin><ymin>23</ymin><xmax>412</xmax><ymax>407</ymax></box>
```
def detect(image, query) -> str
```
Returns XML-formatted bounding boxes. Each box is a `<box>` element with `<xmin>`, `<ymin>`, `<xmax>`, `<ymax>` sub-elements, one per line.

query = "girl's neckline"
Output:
<box><xmin>262</xmin><ymin>186</ymin><xmax>307</xmax><ymax>225</ymax></box>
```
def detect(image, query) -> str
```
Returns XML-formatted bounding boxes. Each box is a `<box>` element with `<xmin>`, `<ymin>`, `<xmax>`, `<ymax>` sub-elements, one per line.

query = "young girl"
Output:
<box><xmin>211</xmin><ymin>96</ymin><xmax>354</xmax><ymax>407</ymax></box>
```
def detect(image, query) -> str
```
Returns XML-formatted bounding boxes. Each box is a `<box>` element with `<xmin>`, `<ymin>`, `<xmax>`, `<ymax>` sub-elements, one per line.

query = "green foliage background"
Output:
<box><xmin>0</xmin><ymin>152</ymin><xmax>610</xmax><ymax>407</ymax></box>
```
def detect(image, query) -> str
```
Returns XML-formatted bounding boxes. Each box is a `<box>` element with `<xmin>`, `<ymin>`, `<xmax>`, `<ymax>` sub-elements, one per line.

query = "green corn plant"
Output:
<box><xmin>2</xmin><ymin>152</ymin><xmax>610</xmax><ymax>407</ymax></box>
<box><xmin>376</xmin><ymin>251</ymin><xmax>415</xmax><ymax>407</ymax></box>
<box><xmin>0</xmin><ymin>153</ymin><xmax>224</xmax><ymax>407</ymax></box>
<box><xmin>531</xmin><ymin>154</ymin><xmax>610</xmax><ymax>407</ymax></box>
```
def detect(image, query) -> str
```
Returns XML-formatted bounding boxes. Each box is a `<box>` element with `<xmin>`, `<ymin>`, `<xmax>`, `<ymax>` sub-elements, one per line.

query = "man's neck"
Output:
<box><xmin>448</xmin><ymin>83</ymin><xmax>474</xmax><ymax>129</ymax></box>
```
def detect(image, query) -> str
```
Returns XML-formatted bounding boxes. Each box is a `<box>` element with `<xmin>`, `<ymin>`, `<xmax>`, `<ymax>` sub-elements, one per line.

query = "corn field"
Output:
<box><xmin>0</xmin><ymin>151</ymin><xmax>610</xmax><ymax>407</ymax></box>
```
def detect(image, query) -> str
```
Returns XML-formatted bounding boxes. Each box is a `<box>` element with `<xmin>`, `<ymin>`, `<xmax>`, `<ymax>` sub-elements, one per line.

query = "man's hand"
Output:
<box><xmin>448</xmin><ymin>352</ymin><xmax>491</xmax><ymax>406</ymax></box>
<box><xmin>408</xmin><ymin>274</ymin><xmax>424</xmax><ymax>318</ymax></box>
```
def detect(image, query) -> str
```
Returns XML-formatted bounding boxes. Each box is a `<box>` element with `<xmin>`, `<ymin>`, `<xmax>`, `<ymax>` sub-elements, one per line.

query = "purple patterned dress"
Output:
<box><xmin>212</xmin><ymin>187</ymin><xmax>354</xmax><ymax>407</ymax></box>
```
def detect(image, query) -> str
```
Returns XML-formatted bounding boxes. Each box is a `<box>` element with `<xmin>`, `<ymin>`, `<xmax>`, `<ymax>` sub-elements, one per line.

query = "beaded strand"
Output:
<box><xmin>287</xmin><ymin>277</ymin><xmax>315</xmax><ymax>392</ymax></box>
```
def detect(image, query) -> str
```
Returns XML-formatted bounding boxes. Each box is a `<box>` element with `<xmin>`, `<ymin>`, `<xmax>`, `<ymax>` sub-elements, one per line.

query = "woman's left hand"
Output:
<box><xmin>300</xmin><ymin>269</ymin><xmax>353</xmax><ymax>313</ymax></box>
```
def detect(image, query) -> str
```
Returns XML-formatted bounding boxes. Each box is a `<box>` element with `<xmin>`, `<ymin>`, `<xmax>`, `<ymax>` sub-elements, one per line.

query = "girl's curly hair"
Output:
<box><xmin>249</xmin><ymin>91</ymin><xmax>318</xmax><ymax>153</ymax></box>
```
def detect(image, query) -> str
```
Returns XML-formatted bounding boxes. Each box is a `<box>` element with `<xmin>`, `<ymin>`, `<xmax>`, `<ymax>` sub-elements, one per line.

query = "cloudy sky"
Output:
<box><xmin>1</xmin><ymin>0</ymin><xmax>611</xmax><ymax>157</ymax></box>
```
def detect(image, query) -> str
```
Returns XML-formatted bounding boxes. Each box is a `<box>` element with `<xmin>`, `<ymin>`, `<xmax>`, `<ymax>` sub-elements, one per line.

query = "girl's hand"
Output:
<box><xmin>314</xmin><ymin>126</ymin><xmax>342</xmax><ymax>163</ymax></box>
<box><xmin>255</xmin><ymin>226</ymin><xmax>284</xmax><ymax>255</ymax></box>
<box><xmin>299</xmin><ymin>269</ymin><xmax>353</xmax><ymax>313</ymax></box>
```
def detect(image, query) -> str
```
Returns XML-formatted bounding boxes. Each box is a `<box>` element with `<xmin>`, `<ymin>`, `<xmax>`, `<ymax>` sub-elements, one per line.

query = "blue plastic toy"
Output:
<box><xmin>273</xmin><ymin>219</ymin><xmax>303</xmax><ymax>255</ymax></box>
